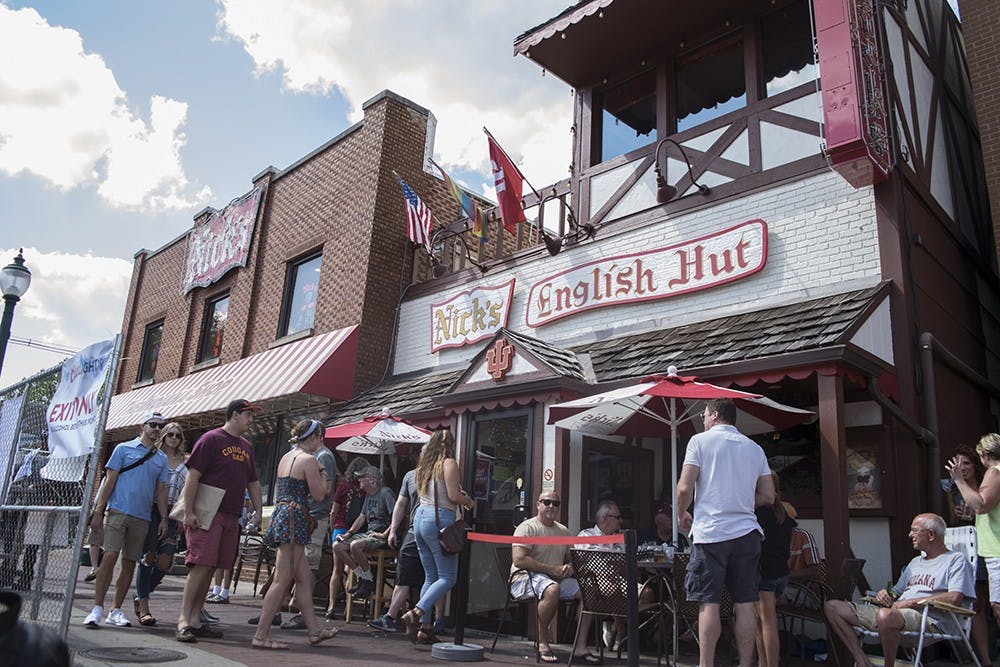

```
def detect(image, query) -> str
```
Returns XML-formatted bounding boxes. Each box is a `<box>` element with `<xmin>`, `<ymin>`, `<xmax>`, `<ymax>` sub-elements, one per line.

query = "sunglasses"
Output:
<box><xmin>607</xmin><ymin>514</ymin><xmax>622</xmax><ymax>520</ymax></box>
<box><xmin>147</xmin><ymin>423</ymin><xmax>165</xmax><ymax>429</ymax></box>
<box><xmin>539</xmin><ymin>499</ymin><xmax>561</xmax><ymax>507</ymax></box>
<box><xmin>165</xmin><ymin>433</ymin><xmax>182</xmax><ymax>439</ymax></box>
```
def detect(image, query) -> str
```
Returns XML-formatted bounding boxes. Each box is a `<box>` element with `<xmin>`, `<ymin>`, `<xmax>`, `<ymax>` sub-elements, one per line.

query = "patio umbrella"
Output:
<box><xmin>548</xmin><ymin>365</ymin><xmax>814</xmax><ymax>544</ymax></box>
<box><xmin>324</xmin><ymin>413</ymin><xmax>431</xmax><ymax>469</ymax></box>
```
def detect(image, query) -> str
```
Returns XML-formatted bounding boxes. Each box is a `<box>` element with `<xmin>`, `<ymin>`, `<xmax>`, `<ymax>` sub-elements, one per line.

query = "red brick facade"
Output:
<box><xmin>962</xmin><ymin>0</ymin><xmax>1000</xmax><ymax>268</ymax></box>
<box><xmin>115</xmin><ymin>91</ymin><xmax>458</xmax><ymax>400</ymax></box>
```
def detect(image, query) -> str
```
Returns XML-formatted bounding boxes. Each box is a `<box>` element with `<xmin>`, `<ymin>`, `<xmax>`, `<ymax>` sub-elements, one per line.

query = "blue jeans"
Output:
<box><xmin>413</xmin><ymin>504</ymin><xmax>458</xmax><ymax>613</ymax></box>
<box><xmin>134</xmin><ymin>505</ymin><xmax>178</xmax><ymax>600</ymax></box>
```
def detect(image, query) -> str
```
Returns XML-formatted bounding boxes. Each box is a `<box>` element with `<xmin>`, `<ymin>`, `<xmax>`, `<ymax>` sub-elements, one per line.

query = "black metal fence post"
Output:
<box><xmin>625</xmin><ymin>529</ymin><xmax>639</xmax><ymax>667</ymax></box>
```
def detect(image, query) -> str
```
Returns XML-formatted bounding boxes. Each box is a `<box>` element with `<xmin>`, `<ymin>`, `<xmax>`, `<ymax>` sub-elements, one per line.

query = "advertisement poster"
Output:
<box><xmin>45</xmin><ymin>339</ymin><xmax>115</xmax><ymax>463</ymax></box>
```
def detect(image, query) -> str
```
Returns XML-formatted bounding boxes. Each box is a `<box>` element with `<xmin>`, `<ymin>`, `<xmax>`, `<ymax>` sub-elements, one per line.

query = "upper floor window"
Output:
<box><xmin>136</xmin><ymin>319</ymin><xmax>164</xmax><ymax>382</ymax></box>
<box><xmin>761</xmin><ymin>0</ymin><xmax>818</xmax><ymax>97</ymax></box>
<box><xmin>676</xmin><ymin>36</ymin><xmax>746</xmax><ymax>133</ymax></box>
<box><xmin>279</xmin><ymin>252</ymin><xmax>322</xmax><ymax>337</ymax></box>
<box><xmin>598</xmin><ymin>70</ymin><xmax>656</xmax><ymax>163</ymax></box>
<box><xmin>197</xmin><ymin>292</ymin><xmax>230</xmax><ymax>363</ymax></box>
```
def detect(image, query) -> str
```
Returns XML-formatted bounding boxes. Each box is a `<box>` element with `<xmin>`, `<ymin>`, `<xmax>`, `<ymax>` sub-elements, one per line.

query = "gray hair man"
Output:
<box><xmin>332</xmin><ymin>465</ymin><xmax>395</xmax><ymax>598</ymax></box>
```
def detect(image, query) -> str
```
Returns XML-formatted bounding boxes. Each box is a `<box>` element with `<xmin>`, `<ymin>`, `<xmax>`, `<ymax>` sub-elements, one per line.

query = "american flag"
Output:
<box><xmin>397</xmin><ymin>175</ymin><xmax>434</xmax><ymax>251</ymax></box>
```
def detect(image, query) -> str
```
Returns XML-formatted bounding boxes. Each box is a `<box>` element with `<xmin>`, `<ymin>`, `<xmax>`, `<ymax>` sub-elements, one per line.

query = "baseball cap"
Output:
<box><xmin>141</xmin><ymin>412</ymin><xmax>165</xmax><ymax>426</ymax></box>
<box><xmin>226</xmin><ymin>399</ymin><xmax>261</xmax><ymax>419</ymax></box>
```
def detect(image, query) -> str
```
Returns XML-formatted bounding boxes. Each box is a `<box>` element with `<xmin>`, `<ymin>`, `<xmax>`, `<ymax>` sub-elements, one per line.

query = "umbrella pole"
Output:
<box><xmin>670</xmin><ymin>397</ymin><xmax>679</xmax><ymax>547</ymax></box>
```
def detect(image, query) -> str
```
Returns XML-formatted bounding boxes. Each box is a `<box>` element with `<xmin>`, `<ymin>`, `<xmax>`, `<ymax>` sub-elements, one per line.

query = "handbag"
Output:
<box><xmin>434</xmin><ymin>480</ymin><xmax>468</xmax><ymax>555</ymax></box>
<box><xmin>169</xmin><ymin>482</ymin><xmax>226</xmax><ymax>530</ymax></box>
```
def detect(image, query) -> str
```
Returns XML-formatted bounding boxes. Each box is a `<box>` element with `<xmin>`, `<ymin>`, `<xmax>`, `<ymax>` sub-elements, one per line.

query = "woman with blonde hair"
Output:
<box><xmin>252</xmin><ymin>419</ymin><xmax>337</xmax><ymax>649</ymax></box>
<box><xmin>948</xmin><ymin>433</ymin><xmax>1000</xmax><ymax>640</ymax></box>
<box><xmin>401</xmin><ymin>429</ymin><xmax>473</xmax><ymax>644</ymax></box>
<box><xmin>133</xmin><ymin>422</ymin><xmax>188</xmax><ymax>626</ymax></box>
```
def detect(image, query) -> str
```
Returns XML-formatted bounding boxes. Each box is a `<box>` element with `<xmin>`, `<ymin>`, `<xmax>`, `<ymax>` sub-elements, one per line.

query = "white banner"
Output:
<box><xmin>45</xmin><ymin>339</ymin><xmax>115</xmax><ymax>460</ymax></box>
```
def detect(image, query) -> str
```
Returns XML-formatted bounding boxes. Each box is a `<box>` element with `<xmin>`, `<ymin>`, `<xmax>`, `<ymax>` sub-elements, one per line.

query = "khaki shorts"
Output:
<box><xmin>103</xmin><ymin>510</ymin><xmax>149</xmax><ymax>561</ymax></box>
<box><xmin>305</xmin><ymin>518</ymin><xmax>330</xmax><ymax>571</ymax></box>
<box><xmin>850</xmin><ymin>601</ymin><xmax>941</xmax><ymax>633</ymax></box>
<box><xmin>511</xmin><ymin>573</ymin><xmax>580</xmax><ymax>600</ymax></box>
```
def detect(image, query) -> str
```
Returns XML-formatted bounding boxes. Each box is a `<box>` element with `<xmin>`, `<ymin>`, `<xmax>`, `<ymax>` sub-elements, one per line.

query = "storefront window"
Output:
<box><xmin>759</xmin><ymin>422</ymin><xmax>821</xmax><ymax>513</ymax></box>
<box><xmin>761</xmin><ymin>0</ymin><xmax>818</xmax><ymax>97</ymax></box>
<box><xmin>197</xmin><ymin>292</ymin><xmax>229</xmax><ymax>363</ymax></box>
<box><xmin>136</xmin><ymin>319</ymin><xmax>163</xmax><ymax>382</ymax></box>
<box><xmin>279</xmin><ymin>252</ymin><xmax>322</xmax><ymax>337</ymax></box>
<box><xmin>598</xmin><ymin>70</ymin><xmax>656</xmax><ymax>163</ymax></box>
<box><xmin>676</xmin><ymin>36</ymin><xmax>747</xmax><ymax>132</ymax></box>
<box><xmin>247</xmin><ymin>414</ymin><xmax>282</xmax><ymax>506</ymax></box>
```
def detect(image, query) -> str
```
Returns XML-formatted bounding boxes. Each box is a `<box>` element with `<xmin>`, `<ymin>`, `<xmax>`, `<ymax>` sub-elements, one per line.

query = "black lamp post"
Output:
<box><xmin>0</xmin><ymin>249</ymin><xmax>32</xmax><ymax>380</ymax></box>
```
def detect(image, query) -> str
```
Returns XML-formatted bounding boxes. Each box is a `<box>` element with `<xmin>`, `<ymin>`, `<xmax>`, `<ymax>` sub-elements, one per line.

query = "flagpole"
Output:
<box><xmin>483</xmin><ymin>126</ymin><xmax>543</xmax><ymax>202</ymax></box>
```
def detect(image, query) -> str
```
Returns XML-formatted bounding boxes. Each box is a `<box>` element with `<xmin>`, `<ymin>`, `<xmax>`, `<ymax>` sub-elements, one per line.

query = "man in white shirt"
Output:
<box><xmin>676</xmin><ymin>399</ymin><xmax>775</xmax><ymax>667</ymax></box>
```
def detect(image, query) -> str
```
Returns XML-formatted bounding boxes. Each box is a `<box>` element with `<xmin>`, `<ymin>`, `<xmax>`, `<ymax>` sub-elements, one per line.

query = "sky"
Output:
<box><xmin>0</xmin><ymin>0</ymin><xmax>575</xmax><ymax>387</ymax></box>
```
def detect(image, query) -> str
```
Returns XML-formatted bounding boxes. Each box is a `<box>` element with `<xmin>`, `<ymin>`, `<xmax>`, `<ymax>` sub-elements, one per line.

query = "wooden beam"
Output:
<box><xmin>818</xmin><ymin>373</ymin><xmax>850</xmax><ymax>591</ymax></box>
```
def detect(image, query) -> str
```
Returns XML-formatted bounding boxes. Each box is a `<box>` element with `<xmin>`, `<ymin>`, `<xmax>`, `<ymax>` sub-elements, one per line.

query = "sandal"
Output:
<box><xmin>138</xmin><ymin>612</ymin><xmax>157</xmax><ymax>626</ymax></box>
<box><xmin>175</xmin><ymin>626</ymin><xmax>197</xmax><ymax>643</ymax></box>
<box><xmin>571</xmin><ymin>653</ymin><xmax>603</xmax><ymax>665</ymax></box>
<box><xmin>308</xmin><ymin>627</ymin><xmax>338</xmax><ymax>646</ymax></box>
<box><xmin>401</xmin><ymin>610</ymin><xmax>421</xmax><ymax>644</ymax></box>
<box><xmin>323</xmin><ymin>609</ymin><xmax>337</xmax><ymax>620</ymax></box>
<box><xmin>84</xmin><ymin>570</ymin><xmax>97</xmax><ymax>582</ymax></box>
<box><xmin>539</xmin><ymin>649</ymin><xmax>559</xmax><ymax>663</ymax></box>
<box><xmin>251</xmin><ymin>635</ymin><xmax>288</xmax><ymax>650</ymax></box>
<box><xmin>416</xmin><ymin>628</ymin><xmax>440</xmax><ymax>645</ymax></box>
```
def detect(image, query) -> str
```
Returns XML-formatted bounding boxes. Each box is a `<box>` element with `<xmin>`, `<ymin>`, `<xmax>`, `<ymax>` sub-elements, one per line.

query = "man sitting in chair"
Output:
<box><xmin>824</xmin><ymin>513</ymin><xmax>975</xmax><ymax>667</ymax></box>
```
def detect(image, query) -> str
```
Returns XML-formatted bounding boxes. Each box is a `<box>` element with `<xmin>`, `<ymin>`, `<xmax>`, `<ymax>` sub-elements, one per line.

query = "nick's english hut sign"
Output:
<box><xmin>429</xmin><ymin>220</ymin><xmax>766</xmax><ymax>352</ymax></box>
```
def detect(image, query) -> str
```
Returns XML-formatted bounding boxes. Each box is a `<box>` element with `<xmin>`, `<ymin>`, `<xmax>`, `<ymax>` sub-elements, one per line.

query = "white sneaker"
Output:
<box><xmin>105</xmin><ymin>608</ymin><xmax>131</xmax><ymax>627</ymax></box>
<box><xmin>83</xmin><ymin>606</ymin><xmax>103</xmax><ymax>628</ymax></box>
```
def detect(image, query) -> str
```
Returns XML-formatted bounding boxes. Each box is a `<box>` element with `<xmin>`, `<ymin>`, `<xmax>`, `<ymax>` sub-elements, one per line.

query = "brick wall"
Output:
<box><xmin>115</xmin><ymin>90</ymin><xmax>456</xmax><ymax>400</ymax></box>
<box><xmin>962</xmin><ymin>0</ymin><xmax>1000</xmax><ymax>268</ymax></box>
<box><xmin>393</xmin><ymin>170</ymin><xmax>882</xmax><ymax>374</ymax></box>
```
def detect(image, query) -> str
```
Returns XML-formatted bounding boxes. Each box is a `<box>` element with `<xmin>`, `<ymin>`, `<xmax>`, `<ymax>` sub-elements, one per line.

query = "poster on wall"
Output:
<box><xmin>182</xmin><ymin>186</ymin><xmax>263</xmax><ymax>293</ymax></box>
<box><xmin>430</xmin><ymin>279</ymin><xmax>515</xmax><ymax>353</ymax></box>
<box><xmin>847</xmin><ymin>446</ymin><xmax>881</xmax><ymax>509</ymax></box>
<box><xmin>526</xmin><ymin>219</ymin><xmax>767</xmax><ymax>327</ymax></box>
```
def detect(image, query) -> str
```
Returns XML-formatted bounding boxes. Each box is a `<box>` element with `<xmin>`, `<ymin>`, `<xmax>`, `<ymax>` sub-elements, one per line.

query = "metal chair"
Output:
<box><xmin>569</xmin><ymin>548</ymin><xmax>658</xmax><ymax>667</ymax></box>
<box><xmin>853</xmin><ymin>526</ymin><xmax>980</xmax><ymax>667</ymax></box>
<box><xmin>232</xmin><ymin>532</ymin><xmax>275</xmax><ymax>597</ymax></box>
<box><xmin>489</xmin><ymin>545</ymin><xmax>577</xmax><ymax>663</ymax></box>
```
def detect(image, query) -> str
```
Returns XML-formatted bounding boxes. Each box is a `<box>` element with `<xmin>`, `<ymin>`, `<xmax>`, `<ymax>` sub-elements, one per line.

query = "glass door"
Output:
<box><xmin>580</xmin><ymin>437</ymin><xmax>654</xmax><ymax>535</ymax></box>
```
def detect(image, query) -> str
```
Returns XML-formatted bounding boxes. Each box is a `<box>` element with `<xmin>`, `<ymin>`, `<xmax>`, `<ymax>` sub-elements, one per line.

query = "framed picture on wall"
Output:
<box><xmin>847</xmin><ymin>446</ymin><xmax>881</xmax><ymax>509</ymax></box>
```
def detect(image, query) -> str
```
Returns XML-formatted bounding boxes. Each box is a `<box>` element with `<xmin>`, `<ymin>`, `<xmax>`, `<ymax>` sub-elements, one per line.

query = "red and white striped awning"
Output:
<box><xmin>106</xmin><ymin>325</ymin><xmax>359</xmax><ymax>433</ymax></box>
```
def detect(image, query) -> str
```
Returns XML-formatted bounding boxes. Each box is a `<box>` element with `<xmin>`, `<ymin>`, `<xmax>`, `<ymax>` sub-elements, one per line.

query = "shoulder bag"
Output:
<box><xmin>435</xmin><ymin>479</ymin><xmax>468</xmax><ymax>555</ymax></box>
<box><xmin>86</xmin><ymin>445</ymin><xmax>158</xmax><ymax>524</ymax></box>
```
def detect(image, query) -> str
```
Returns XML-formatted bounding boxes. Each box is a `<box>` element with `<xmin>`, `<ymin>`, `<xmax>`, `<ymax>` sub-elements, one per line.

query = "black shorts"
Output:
<box><xmin>396</xmin><ymin>536</ymin><xmax>425</xmax><ymax>588</ymax></box>
<box><xmin>686</xmin><ymin>531</ymin><xmax>761</xmax><ymax>604</ymax></box>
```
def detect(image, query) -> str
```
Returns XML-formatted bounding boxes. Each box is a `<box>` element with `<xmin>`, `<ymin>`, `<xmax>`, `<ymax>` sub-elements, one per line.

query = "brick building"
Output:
<box><xmin>106</xmin><ymin>90</ymin><xmax>476</xmax><ymax>501</ymax></box>
<box><xmin>316</xmin><ymin>0</ymin><xmax>1000</xmax><ymax>627</ymax></box>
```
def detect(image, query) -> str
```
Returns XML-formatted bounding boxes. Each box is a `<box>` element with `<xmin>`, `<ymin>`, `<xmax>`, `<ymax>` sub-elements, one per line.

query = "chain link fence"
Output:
<box><xmin>0</xmin><ymin>341</ymin><xmax>117</xmax><ymax>637</ymax></box>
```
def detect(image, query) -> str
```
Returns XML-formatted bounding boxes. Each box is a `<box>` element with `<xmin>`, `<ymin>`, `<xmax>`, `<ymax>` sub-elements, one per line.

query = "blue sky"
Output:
<box><xmin>0</xmin><ymin>0</ymin><xmax>573</xmax><ymax>386</ymax></box>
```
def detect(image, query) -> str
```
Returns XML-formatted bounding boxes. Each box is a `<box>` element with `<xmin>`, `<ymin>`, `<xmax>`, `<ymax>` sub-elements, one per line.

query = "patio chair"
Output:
<box><xmin>232</xmin><ymin>532</ymin><xmax>275</xmax><ymax>597</ymax></box>
<box><xmin>852</xmin><ymin>526</ymin><xmax>980</xmax><ymax>667</ymax></box>
<box><xmin>490</xmin><ymin>545</ymin><xmax>577</xmax><ymax>662</ymax></box>
<box><xmin>569</xmin><ymin>548</ymin><xmax>659</xmax><ymax>667</ymax></box>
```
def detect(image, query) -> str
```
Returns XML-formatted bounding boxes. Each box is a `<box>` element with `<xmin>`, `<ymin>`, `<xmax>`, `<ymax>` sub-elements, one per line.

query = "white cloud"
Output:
<box><xmin>0</xmin><ymin>247</ymin><xmax>131</xmax><ymax>388</ymax></box>
<box><xmin>216</xmin><ymin>0</ymin><xmax>575</xmax><ymax>191</ymax></box>
<box><xmin>0</xmin><ymin>5</ymin><xmax>209</xmax><ymax>211</ymax></box>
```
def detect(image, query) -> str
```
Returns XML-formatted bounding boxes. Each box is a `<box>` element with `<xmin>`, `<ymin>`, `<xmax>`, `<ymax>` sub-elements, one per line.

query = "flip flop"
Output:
<box><xmin>539</xmin><ymin>649</ymin><xmax>559</xmax><ymax>663</ymax></box>
<box><xmin>308</xmin><ymin>627</ymin><xmax>338</xmax><ymax>646</ymax></box>
<box><xmin>251</xmin><ymin>635</ymin><xmax>288</xmax><ymax>650</ymax></box>
<box><xmin>133</xmin><ymin>600</ymin><xmax>156</xmax><ymax>626</ymax></box>
<box><xmin>571</xmin><ymin>653</ymin><xmax>603</xmax><ymax>665</ymax></box>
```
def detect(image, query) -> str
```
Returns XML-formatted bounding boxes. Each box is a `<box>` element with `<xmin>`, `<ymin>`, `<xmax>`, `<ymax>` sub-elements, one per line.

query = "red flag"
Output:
<box><xmin>487</xmin><ymin>135</ymin><xmax>527</xmax><ymax>234</ymax></box>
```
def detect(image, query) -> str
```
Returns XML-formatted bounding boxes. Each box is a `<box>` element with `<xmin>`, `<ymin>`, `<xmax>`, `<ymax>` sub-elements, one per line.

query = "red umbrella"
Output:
<box><xmin>324</xmin><ymin>414</ymin><xmax>431</xmax><ymax>468</ymax></box>
<box><xmin>548</xmin><ymin>366</ymin><xmax>814</xmax><ymax>542</ymax></box>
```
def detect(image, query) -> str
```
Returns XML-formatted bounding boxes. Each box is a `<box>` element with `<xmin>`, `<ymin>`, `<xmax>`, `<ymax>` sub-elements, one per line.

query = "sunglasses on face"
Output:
<box><xmin>147</xmin><ymin>423</ymin><xmax>165</xmax><ymax>429</ymax></box>
<box><xmin>539</xmin><ymin>499</ymin><xmax>561</xmax><ymax>507</ymax></box>
<box><xmin>165</xmin><ymin>433</ymin><xmax>181</xmax><ymax>439</ymax></box>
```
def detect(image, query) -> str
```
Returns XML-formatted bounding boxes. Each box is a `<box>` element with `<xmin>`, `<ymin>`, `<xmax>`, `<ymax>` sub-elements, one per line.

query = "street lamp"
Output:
<box><xmin>0</xmin><ymin>249</ymin><xmax>32</xmax><ymax>380</ymax></box>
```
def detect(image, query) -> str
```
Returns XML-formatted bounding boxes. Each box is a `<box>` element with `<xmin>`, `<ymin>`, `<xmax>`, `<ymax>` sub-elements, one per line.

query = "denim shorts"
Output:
<box><xmin>759</xmin><ymin>574</ymin><xmax>789</xmax><ymax>596</ymax></box>
<box><xmin>686</xmin><ymin>531</ymin><xmax>762</xmax><ymax>603</ymax></box>
<box><xmin>395</xmin><ymin>536</ymin><xmax>424</xmax><ymax>587</ymax></box>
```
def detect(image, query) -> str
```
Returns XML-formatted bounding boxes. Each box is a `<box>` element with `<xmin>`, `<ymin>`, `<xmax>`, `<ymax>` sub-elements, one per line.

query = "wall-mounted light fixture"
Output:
<box><xmin>654</xmin><ymin>138</ymin><xmax>711</xmax><ymax>203</ymax></box>
<box><xmin>429</xmin><ymin>227</ymin><xmax>487</xmax><ymax>278</ymax></box>
<box><xmin>540</xmin><ymin>193</ymin><xmax>597</xmax><ymax>257</ymax></box>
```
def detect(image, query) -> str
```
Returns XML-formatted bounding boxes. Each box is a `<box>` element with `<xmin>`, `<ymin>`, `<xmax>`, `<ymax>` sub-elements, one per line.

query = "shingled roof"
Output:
<box><xmin>325</xmin><ymin>370</ymin><xmax>462</xmax><ymax>425</ymax></box>
<box><xmin>578</xmin><ymin>282</ymin><xmax>890</xmax><ymax>383</ymax></box>
<box><xmin>497</xmin><ymin>328</ymin><xmax>589</xmax><ymax>382</ymax></box>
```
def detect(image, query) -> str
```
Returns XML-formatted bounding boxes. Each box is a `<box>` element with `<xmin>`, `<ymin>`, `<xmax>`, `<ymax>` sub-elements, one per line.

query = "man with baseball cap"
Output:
<box><xmin>176</xmin><ymin>399</ymin><xmax>263</xmax><ymax>643</ymax></box>
<box><xmin>84</xmin><ymin>412</ymin><xmax>169</xmax><ymax>629</ymax></box>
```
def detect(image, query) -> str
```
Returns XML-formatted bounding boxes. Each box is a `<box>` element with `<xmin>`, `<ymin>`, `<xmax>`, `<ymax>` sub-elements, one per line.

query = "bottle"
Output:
<box><xmin>886</xmin><ymin>581</ymin><xmax>897</xmax><ymax>605</ymax></box>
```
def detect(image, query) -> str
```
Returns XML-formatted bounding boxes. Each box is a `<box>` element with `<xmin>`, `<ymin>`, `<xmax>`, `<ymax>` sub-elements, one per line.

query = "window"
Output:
<box><xmin>598</xmin><ymin>70</ymin><xmax>656</xmax><ymax>163</ymax></box>
<box><xmin>761</xmin><ymin>0</ymin><xmax>818</xmax><ymax>97</ymax></box>
<box><xmin>279</xmin><ymin>252</ymin><xmax>322</xmax><ymax>337</ymax></box>
<box><xmin>675</xmin><ymin>36</ymin><xmax>746</xmax><ymax>132</ymax></box>
<box><xmin>197</xmin><ymin>292</ymin><xmax>230</xmax><ymax>363</ymax></box>
<box><xmin>136</xmin><ymin>319</ymin><xmax>164</xmax><ymax>382</ymax></box>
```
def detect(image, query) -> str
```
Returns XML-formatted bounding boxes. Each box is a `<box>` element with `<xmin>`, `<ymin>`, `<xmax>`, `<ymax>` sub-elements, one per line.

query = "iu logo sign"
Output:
<box><xmin>485</xmin><ymin>339</ymin><xmax>514</xmax><ymax>381</ymax></box>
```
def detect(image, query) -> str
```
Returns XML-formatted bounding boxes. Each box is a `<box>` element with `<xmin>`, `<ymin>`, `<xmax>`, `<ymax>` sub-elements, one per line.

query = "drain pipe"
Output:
<box><xmin>917</xmin><ymin>332</ymin><xmax>1000</xmax><ymax>514</ymax></box>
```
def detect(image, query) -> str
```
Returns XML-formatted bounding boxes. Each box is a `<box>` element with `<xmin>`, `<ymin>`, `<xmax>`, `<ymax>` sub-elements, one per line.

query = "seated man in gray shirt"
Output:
<box><xmin>332</xmin><ymin>466</ymin><xmax>396</xmax><ymax>598</ymax></box>
<box><xmin>825</xmin><ymin>513</ymin><xmax>974</xmax><ymax>667</ymax></box>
